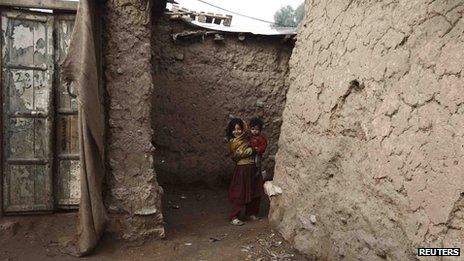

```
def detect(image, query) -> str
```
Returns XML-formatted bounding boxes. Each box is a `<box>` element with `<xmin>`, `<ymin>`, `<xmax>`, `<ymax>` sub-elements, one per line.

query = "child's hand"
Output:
<box><xmin>232</xmin><ymin>151</ymin><xmax>241</xmax><ymax>160</ymax></box>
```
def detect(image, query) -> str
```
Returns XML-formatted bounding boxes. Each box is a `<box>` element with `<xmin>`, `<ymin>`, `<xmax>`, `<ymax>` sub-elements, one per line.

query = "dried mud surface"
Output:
<box><xmin>0</xmin><ymin>188</ymin><xmax>306</xmax><ymax>261</ymax></box>
<box><xmin>103</xmin><ymin>0</ymin><xmax>164</xmax><ymax>240</ymax></box>
<box><xmin>152</xmin><ymin>17</ymin><xmax>293</xmax><ymax>185</ymax></box>
<box><xmin>270</xmin><ymin>0</ymin><xmax>464</xmax><ymax>260</ymax></box>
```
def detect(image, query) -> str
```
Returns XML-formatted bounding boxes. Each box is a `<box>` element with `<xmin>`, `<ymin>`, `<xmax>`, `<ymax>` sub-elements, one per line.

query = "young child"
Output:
<box><xmin>249</xmin><ymin>117</ymin><xmax>268</xmax><ymax>179</ymax></box>
<box><xmin>226</xmin><ymin>118</ymin><xmax>262</xmax><ymax>225</ymax></box>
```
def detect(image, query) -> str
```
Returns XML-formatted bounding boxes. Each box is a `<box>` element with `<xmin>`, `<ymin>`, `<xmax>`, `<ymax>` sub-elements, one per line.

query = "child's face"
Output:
<box><xmin>250</xmin><ymin>126</ymin><xmax>261</xmax><ymax>136</ymax></box>
<box><xmin>232</xmin><ymin>124</ymin><xmax>243</xmax><ymax>138</ymax></box>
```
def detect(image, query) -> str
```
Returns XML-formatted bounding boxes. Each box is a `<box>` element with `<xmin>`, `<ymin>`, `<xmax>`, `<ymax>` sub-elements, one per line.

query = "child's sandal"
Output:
<box><xmin>249</xmin><ymin>215</ymin><xmax>260</xmax><ymax>221</ymax></box>
<box><xmin>230</xmin><ymin>218</ymin><xmax>245</xmax><ymax>226</ymax></box>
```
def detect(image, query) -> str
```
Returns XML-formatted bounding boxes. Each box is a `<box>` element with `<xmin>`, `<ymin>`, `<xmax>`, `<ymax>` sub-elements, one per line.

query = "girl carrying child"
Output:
<box><xmin>226</xmin><ymin>118</ymin><xmax>265</xmax><ymax>226</ymax></box>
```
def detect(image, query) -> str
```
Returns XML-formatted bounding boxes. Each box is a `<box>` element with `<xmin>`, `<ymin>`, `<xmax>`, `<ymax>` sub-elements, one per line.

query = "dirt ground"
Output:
<box><xmin>0</xmin><ymin>186</ymin><xmax>307</xmax><ymax>261</ymax></box>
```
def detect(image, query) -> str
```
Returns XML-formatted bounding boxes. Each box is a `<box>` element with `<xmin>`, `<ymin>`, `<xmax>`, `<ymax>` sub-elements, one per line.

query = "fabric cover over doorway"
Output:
<box><xmin>61</xmin><ymin>0</ymin><xmax>106</xmax><ymax>256</ymax></box>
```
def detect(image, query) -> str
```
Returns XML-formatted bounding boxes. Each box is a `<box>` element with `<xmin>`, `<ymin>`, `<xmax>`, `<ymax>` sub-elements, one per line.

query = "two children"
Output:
<box><xmin>226</xmin><ymin>117</ymin><xmax>267</xmax><ymax>226</ymax></box>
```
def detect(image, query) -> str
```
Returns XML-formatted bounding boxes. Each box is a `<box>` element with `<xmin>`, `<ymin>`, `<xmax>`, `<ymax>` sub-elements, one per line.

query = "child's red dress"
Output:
<box><xmin>249</xmin><ymin>134</ymin><xmax>267</xmax><ymax>155</ymax></box>
<box><xmin>228</xmin><ymin>133</ymin><xmax>264</xmax><ymax>219</ymax></box>
<box><xmin>250</xmin><ymin>134</ymin><xmax>267</xmax><ymax>178</ymax></box>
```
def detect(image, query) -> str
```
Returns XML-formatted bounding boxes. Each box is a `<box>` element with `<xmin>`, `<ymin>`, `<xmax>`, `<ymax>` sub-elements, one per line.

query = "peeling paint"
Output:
<box><xmin>54</xmin><ymin>15</ymin><xmax>79</xmax><ymax>208</ymax></box>
<box><xmin>2</xmin><ymin>11</ymin><xmax>54</xmax><ymax>212</ymax></box>
<box><xmin>11</xmin><ymin>24</ymin><xmax>32</xmax><ymax>50</ymax></box>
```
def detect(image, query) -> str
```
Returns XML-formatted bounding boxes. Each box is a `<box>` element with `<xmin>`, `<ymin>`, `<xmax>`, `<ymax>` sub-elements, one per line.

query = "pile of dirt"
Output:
<box><xmin>1</xmin><ymin>187</ymin><xmax>306</xmax><ymax>260</ymax></box>
<box><xmin>0</xmin><ymin>213</ymin><xmax>78</xmax><ymax>260</ymax></box>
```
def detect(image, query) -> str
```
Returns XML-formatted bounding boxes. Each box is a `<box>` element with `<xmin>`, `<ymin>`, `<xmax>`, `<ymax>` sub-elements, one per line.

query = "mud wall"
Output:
<box><xmin>152</xmin><ymin>17</ymin><xmax>293</xmax><ymax>185</ymax></box>
<box><xmin>103</xmin><ymin>0</ymin><xmax>164</xmax><ymax>240</ymax></box>
<box><xmin>270</xmin><ymin>0</ymin><xmax>464</xmax><ymax>259</ymax></box>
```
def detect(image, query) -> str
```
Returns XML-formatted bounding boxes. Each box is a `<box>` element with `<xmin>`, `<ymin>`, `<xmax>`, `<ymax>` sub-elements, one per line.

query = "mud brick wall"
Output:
<box><xmin>151</xmin><ymin>17</ymin><xmax>293</xmax><ymax>185</ymax></box>
<box><xmin>103</xmin><ymin>0</ymin><xmax>164</xmax><ymax>240</ymax></box>
<box><xmin>270</xmin><ymin>0</ymin><xmax>464</xmax><ymax>259</ymax></box>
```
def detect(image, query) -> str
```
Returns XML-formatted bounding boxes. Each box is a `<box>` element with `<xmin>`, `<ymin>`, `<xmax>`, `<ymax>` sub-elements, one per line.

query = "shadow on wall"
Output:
<box><xmin>151</xmin><ymin>16</ymin><xmax>293</xmax><ymax>187</ymax></box>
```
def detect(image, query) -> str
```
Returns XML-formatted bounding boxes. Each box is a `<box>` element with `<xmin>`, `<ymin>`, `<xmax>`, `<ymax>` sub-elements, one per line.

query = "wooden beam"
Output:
<box><xmin>0</xmin><ymin>0</ymin><xmax>78</xmax><ymax>11</ymax></box>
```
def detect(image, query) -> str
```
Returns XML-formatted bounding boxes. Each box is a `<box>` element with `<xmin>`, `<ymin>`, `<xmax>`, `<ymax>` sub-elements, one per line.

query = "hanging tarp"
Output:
<box><xmin>61</xmin><ymin>0</ymin><xmax>107</xmax><ymax>256</ymax></box>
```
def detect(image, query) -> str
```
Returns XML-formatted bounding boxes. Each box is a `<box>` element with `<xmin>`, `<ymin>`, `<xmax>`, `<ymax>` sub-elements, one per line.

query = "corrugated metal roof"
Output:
<box><xmin>166</xmin><ymin>3</ymin><xmax>297</xmax><ymax>36</ymax></box>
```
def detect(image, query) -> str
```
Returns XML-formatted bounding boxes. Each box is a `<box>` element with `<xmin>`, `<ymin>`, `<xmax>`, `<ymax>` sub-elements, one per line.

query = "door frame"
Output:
<box><xmin>1</xmin><ymin>9</ymin><xmax>56</xmax><ymax>214</ymax></box>
<box><xmin>0</xmin><ymin>1</ymin><xmax>77</xmax><ymax>12</ymax></box>
<box><xmin>0</xmin><ymin>5</ymin><xmax>77</xmax><ymax>217</ymax></box>
<box><xmin>53</xmin><ymin>13</ymin><xmax>80</xmax><ymax>209</ymax></box>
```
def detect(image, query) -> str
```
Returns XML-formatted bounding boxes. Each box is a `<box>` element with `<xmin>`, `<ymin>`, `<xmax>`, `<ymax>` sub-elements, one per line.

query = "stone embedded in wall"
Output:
<box><xmin>104</xmin><ymin>0</ymin><xmax>164</xmax><ymax>240</ymax></box>
<box><xmin>270</xmin><ymin>0</ymin><xmax>464</xmax><ymax>260</ymax></box>
<box><xmin>152</xmin><ymin>17</ymin><xmax>293</xmax><ymax>185</ymax></box>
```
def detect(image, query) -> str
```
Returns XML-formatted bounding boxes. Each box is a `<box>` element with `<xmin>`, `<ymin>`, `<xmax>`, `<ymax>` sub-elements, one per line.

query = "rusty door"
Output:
<box><xmin>1</xmin><ymin>11</ymin><xmax>54</xmax><ymax>212</ymax></box>
<box><xmin>54</xmin><ymin>14</ymin><xmax>79</xmax><ymax>209</ymax></box>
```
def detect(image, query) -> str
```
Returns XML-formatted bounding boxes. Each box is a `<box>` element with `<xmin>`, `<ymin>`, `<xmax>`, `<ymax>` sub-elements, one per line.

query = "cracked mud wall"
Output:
<box><xmin>151</xmin><ymin>17</ymin><xmax>293</xmax><ymax>185</ymax></box>
<box><xmin>270</xmin><ymin>0</ymin><xmax>464</xmax><ymax>259</ymax></box>
<box><xmin>103</xmin><ymin>0</ymin><xmax>164</xmax><ymax>240</ymax></box>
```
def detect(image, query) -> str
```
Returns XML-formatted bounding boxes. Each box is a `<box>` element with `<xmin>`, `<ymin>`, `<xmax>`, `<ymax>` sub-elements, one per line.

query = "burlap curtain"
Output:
<box><xmin>62</xmin><ymin>0</ymin><xmax>107</xmax><ymax>256</ymax></box>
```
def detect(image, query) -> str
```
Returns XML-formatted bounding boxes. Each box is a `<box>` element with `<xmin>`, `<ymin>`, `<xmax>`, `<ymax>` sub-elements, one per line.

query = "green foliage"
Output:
<box><xmin>274</xmin><ymin>5</ymin><xmax>296</xmax><ymax>27</ymax></box>
<box><xmin>273</xmin><ymin>3</ymin><xmax>304</xmax><ymax>27</ymax></box>
<box><xmin>295</xmin><ymin>3</ymin><xmax>304</xmax><ymax>25</ymax></box>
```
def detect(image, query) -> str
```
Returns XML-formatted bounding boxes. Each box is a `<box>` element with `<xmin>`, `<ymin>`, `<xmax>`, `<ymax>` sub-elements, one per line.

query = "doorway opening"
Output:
<box><xmin>151</xmin><ymin>7</ymin><xmax>294</xmax><ymax>241</ymax></box>
<box><xmin>0</xmin><ymin>7</ymin><xmax>78</xmax><ymax>215</ymax></box>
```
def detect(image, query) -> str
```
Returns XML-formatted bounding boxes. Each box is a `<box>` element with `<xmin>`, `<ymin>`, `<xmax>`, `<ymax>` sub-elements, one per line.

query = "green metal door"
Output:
<box><xmin>1</xmin><ymin>11</ymin><xmax>54</xmax><ymax>213</ymax></box>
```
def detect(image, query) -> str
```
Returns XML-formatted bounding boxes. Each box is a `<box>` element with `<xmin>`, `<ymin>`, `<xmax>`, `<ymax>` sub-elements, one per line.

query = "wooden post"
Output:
<box><xmin>0</xmin><ymin>0</ymin><xmax>78</xmax><ymax>11</ymax></box>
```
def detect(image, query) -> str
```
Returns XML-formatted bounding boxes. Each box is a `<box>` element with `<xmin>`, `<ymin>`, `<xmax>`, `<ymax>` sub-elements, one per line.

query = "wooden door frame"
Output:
<box><xmin>0</xmin><ymin>1</ymin><xmax>78</xmax><ymax>12</ymax></box>
<box><xmin>1</xmin><ymin>9</ymin><xmax>56</xmax><ymax>214</ymax></box>
<box><xmin>0</xmin><ymin>5</ymin><xmax>77</xmax><ymax>218</ymax></box>
<box><xmin>53</xmin><ymin>13</ymin><xmax>80</xmax><ymax>209</ymax></box>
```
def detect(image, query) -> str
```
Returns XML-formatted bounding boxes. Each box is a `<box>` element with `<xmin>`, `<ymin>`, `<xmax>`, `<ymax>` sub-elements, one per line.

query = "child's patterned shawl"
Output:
<box><xmin>229</xmin><ymin>131</ymin><xmax>254</xmax><ymax>164</ymax></box>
